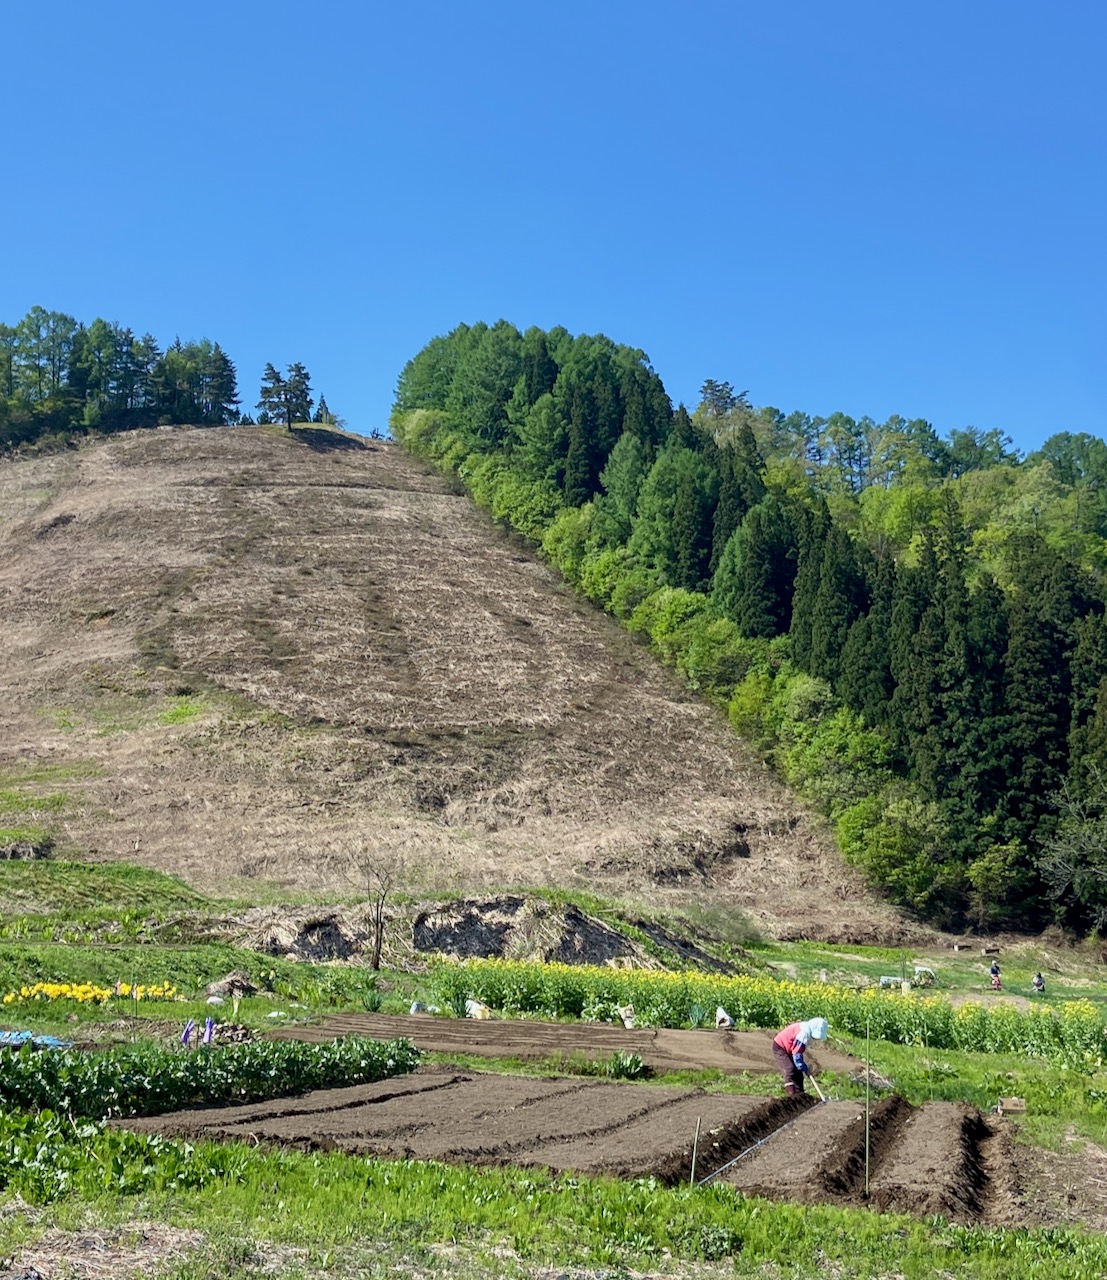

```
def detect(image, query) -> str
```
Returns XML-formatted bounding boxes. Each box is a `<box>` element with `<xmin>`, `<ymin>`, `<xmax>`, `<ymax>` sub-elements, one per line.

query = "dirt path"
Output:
<box><xmin>268</xmin><ymin>1011</ymin><xmax>861</xmax><ymax>1077</ymax></box>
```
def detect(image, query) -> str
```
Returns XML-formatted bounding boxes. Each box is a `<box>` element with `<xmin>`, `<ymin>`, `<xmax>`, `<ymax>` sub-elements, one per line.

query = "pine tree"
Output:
<box><xmin>710</xmin><ymin>448</ymin><xmax>741</xmax><ymax>574</ymax></box>
<box><xmin>257</xmin><ymin>363</ymin><xmax>286</xmax><ymax>424</ymax></box>
<box><xmin>206</xmin><ymin>344</ymin><xmax>239</xmax><ymax>424</ymax></box>
<box><xmin>285</xmin><ymin>362</ymin><xmax>313</xmax><ymax>424</ymax></box>
<box><xmin>1069</xmin><ymin>614</ymin><xmax>1107</xmax><ymax>783</ymax></box>
<box><xmin>520</xmin><ymin>327</ymin><xmax>557</xmax><ymax>405</ymax></box>
<box><xmin>809</xmin><ymin>524</ymin><xmax>867</xmax><ymax>684</ymax></box>
<box><xmin>670</xmin><ymin>404</ymin><xmax>698</xmax><ymax>450</ymax></box>
<box><xmin>999</xmin><ymin>538</ymin><xmax>1085</xmax><ymax>845</ymax></box>
<box><xmin>671</xmin><ymin>470</ymin><xmax>713</xmax><ymax>590</ymax></box>
<box><xmin>788</xmin><ymin>500</ymin><xmax>831</xmax><ymax>672</ymax></box>
<box><xmin>838</xmin><ymin>550</ymin><xmax>895</xmax><ymax>723</ymax></box>
<box><xmin>731</xmin><ymin>495</ymin><xmax>799</xmax><ymax>638</ymax></box>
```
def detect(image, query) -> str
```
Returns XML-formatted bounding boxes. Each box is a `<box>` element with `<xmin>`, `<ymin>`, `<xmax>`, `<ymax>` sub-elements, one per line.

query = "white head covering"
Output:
<box><xmin>803</xmin><ymin>1017</ymin><xmax>829</xmax><ymax>1041</ymax></box>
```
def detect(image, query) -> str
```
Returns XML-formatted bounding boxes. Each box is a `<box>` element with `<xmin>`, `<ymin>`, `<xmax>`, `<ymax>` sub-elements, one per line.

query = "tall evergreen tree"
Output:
<box><xmin>788</xmin><ymin>500</ymin><xmax>831</xmax><ymax>672</ymax></box>
<box><xmin>729</xmin><ymin>494</ymin><xmax>800</xmax><ymax>638</ymax></box>
<box><xmin>808</xmin><ymin>524</ymin><xmax>867</xmax><ymax>684</ymax></box>
<box><xmin>671</xmin><ymin>470</ymin><xmax>714</xmax><ymax>591</ymax></box>
<box><xmin>257</xmin><ymin>363</ymin><xmax>286</xmax><ymax>425</ymax></box>
<box><xmin>520</xmin><ymin>327</ymin><xmax>558</xmax><ymax>405</ymax></box>
<box><xmin>1069</xmin><ymin>614</ymin><xmax>1107</xmax><ymax>783</ymax></box>
<box><xmin>838</xmin><ymin>550</ymin><xmax>896</xmax><ymax>723</ymax></box>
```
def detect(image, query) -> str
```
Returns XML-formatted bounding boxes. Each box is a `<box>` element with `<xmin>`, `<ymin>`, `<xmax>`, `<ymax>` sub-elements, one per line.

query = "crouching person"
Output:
<box><xmin>772</xmin><ymin>1017</ymin><xmax>829</xmax><ymax>1097</ymax></box>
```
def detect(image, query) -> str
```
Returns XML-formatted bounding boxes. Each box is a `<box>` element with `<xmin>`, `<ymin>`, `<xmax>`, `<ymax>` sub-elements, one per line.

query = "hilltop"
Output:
<box><xmin>0</xmin><ymin>424</ymin><xmax>917</xmax><ymax>943</ymax></box>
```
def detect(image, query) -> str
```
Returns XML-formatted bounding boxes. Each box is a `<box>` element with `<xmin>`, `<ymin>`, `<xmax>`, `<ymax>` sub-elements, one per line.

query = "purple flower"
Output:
<box><xmin>181</xmin><ymin>1019</ymin><xmax>195</xmax><ymax>1047</ymax></box>
<box><xmin>201</xmin><ymin>1017</ymin><xmax>215</xmax><ymax>1046</ymax></box>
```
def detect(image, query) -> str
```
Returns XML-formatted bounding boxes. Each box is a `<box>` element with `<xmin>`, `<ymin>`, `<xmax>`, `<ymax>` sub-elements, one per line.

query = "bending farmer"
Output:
<box><xmin>772</xmin><ymin>1017</ymin><xmax>829</xmax><ymax>1097</ymax></box>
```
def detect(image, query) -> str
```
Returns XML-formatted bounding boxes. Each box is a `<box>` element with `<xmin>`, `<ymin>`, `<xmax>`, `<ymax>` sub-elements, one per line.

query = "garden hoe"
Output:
<box><xmin>698</xmin><ymin>1074</ymin><xmax>830</xmax><ymax>1187</ymax></box>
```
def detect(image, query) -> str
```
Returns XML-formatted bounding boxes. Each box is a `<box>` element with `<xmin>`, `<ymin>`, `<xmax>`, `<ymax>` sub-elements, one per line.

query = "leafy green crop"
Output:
<box><xmin>0</xmin><ymin>1035</ymin><xmax>419</xmax><ymax>1119</ymax></box>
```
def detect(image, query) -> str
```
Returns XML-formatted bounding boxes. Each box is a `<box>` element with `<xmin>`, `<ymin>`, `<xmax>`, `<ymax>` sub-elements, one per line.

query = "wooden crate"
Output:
<box><xmin>997</xmin><ymin>1096</ymin><xmax>1027</xmax><ymax>1116</ymax></box>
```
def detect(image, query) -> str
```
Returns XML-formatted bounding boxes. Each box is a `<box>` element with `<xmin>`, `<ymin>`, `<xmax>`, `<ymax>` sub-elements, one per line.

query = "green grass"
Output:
<box><xmin>159</xmin><ymin>695</ymin><xmax>206</xmax><ymax>725</ymax></box>
<box><xmin>0</xmin><ymin>861</ymin><xmax>207</xmax><ymax>916</ymax></box>
<box><xmin>0</xmin><ymin>940</ymin><xmax>375</xmax><ymax>1011</ymax></box>
<box><xmin>0</xmin><ymin>790</ymin><xmax>69</xmax><ymax>816</ymax></box>
<box><xmin>748</xmin><ymin>936</ymin><xmax>1100</xmax><ymax>1006</ymax></box>
<box><xmin>3</xmin><ymin>1131</ymin><xmax>1107</xmax><ymax>1279</ymax></box>
<box><xmin>0</xmin><ymin>761</ymin><xmax>103</xmax><ymax>787</ymax></box>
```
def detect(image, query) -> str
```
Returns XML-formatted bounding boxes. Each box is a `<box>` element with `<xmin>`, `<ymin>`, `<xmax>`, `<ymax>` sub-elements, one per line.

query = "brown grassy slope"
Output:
<box><xmin>0</xmin><ymin>425</ymin><xmax>920</xmax><ymax>942</ymax></box>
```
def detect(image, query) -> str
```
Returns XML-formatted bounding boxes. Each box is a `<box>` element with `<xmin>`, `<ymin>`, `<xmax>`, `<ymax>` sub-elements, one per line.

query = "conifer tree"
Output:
<box><xmin>520</xmin><ymin>327</ymin><xmax>557</xmax><ymax>405</ymax></box>
<box><xmin>671</xmin><ymin>470</ymin><xmax>713</xmax><ymax>590</ymax></box>
<box><xmin>670</xmin><ymin>404</ymin><xmax>698</xmax><ymax>450</ymax></box>
<box><xmin>788</xmin><ymin>500</ymin><xmax>831</xmax><ymax>673</ymax></box>
<box><xmin>1069</xmin><ymin>614</ymin><xmax>1107</xmax><ymax>783</ymax></box>
<box><xmin>809</xmin><ymin>524</ymin><xmax>867</xmax><ymax>683</ymax></box>
<box><xmin>838</xmin><ymin>550</ymin><xmax>895</xmax><ymax>723</ymax></box>
<box><xmin>730</xmin><ymin>494</ymin><xmax>799</xmax><ymax>638</ymax></box>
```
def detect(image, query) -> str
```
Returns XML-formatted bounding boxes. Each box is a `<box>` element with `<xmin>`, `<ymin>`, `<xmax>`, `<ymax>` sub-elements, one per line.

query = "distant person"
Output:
<box><xmin>1032</xmin><ymin>972</ymin><xmax>1046</xmax><ymax>995</ymax></box>
<box><xmin>989</xmin><ymin>960</ymin><xmax>1002</xmax><ymax>991</ymax></box>
<box><xmin>772</xmin><ymin>1017</ymin><xmax>828</xmax><ymax>1098</ymax></box>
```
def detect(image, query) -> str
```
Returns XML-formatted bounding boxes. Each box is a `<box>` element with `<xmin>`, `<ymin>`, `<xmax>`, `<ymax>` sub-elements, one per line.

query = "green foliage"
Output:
<box><xmin>0</xmin><ymin>860</ymin><xmax>205</xmax><ymax>918</ymax></box>
<box><xmin>1</xmin><ymin>306</ymin><xmax>240</xmax><ymax>450</ymax></box>
<box><xmin>158</xmin><ymin>695</ymin><xmax>205</xmax><ymax>725</ymax></box>
<box><xmin>392</xmin><ymin>322</ymin><xmax>1107</xmax><ymax>931</ymax></box>
<box><xmin>431</xmin><ymin>958</ymin><xmax>1103</xmax><ymax>1066</ymax></box>
<box><xmin>0</xmin><ymin>940</ymin><xmax>373</xmax><ymax>1007</ymax></box>
<box><xmin>0</xmin><ymin>1036</ymin><xmax>419</xmax><ymax>1119</ymax></box>
<box><xmin>9</xmin><ymin>1112</ymin><xmax>1107</xmax><ymax>1275</ymax></box>
<box><xmin>0</xmin><ymin>1108</ymin><xmax>251</xmax><ymax>1202</ymax></box>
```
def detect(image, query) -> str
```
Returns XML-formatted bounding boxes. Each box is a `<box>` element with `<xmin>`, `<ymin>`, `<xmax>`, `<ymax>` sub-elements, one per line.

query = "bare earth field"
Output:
<box><xmin>0</xmin><ymin>424</ymin><xmax>920</xmax><ymax>941</ymax></box>
<box><xmin>122</xmin><ymin>1064</ymin><xmax>1026</xmax><ymax>1226</ymax></box>
<box><xmin>268</xmin><ymin>1011</ymin><xmax>863</xmax><ymax>1076</ymax></box>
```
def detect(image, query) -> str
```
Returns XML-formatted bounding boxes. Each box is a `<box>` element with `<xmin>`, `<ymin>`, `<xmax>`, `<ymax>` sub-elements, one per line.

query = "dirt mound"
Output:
<box><xmin>410</xmin><ymin>897</ymin><xmax>656</xmax><ymax>966</ymax></box>
<box><xmin>237</xmin><ymin>907</ymin><xmax>365</xmax><ymax>961</ymax></box>
<box><xmin>0</xmin><ymin>425</ymin><xmax>926</xmax><ymax>944</ymax></box>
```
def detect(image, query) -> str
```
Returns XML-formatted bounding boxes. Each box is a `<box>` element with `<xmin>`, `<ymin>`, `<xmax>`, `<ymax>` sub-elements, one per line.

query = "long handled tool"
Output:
<box><xmin>698</xmin><ymin>1079</ymin><xmax>830</xmax><ymax>1188</ymax></box>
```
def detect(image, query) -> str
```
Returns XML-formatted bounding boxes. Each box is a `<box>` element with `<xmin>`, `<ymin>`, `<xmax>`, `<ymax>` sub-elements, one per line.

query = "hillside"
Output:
<box><xmin>0</xmin><ymin>424</ymin><xmax>917</xmax><ymax>942</ymax></box>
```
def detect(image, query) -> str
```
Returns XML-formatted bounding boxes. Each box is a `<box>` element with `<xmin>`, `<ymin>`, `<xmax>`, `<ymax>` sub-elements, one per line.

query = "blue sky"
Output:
<box><xmin>6</xmin><ymin>2</ymin><xmax>1104</xmax><ymax>453</ymax></box>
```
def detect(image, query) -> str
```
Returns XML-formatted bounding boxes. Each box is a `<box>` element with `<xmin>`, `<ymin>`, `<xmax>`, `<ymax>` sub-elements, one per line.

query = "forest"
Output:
<box><xmin>0</xmin><ymin>307</ymin><xmax>242</xmax><ymax>446</ymax></box>
<box><xmin>392</xmin><ymin>320</ymin><xmax>1107</xmax><ymax>933</ymax></box>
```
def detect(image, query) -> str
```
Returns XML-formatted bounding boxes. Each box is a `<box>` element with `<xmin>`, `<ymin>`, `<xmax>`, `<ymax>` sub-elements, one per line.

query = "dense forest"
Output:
<box><xmin>0</xmin><ymin>307</ymin><xmax>342</xmax><ymax>448</ymax></box>
<box><xmin>392</xmin><ymin>320</ymin><xmax>1107</xmax><ymax>933</ymax></box>
<box><xmin>0</xmin><ymin>307</ymin><xmax>242</xmax><ymax>447</ymax></box>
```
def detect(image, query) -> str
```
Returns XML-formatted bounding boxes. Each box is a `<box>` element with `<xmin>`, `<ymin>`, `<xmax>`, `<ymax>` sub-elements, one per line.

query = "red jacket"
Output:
<box><xmin>774</xmin><ymin>1022</ymin><xmax>810</xmax><ymax>1067</ymax></box>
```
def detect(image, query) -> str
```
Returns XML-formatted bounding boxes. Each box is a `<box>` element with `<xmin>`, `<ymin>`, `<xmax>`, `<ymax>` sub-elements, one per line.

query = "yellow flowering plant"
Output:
<box><xmin>1</xmin><ymin>980</ymin><xmax>177</xmax><ymax>1006</ymax></box>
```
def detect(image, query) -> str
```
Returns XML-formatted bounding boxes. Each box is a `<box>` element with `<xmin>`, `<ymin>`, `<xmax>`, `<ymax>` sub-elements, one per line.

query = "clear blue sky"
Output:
<box><xmin>6</xmin><ymin>1</ymin><xmax>1104</xmax><ymax>453</ymax></box>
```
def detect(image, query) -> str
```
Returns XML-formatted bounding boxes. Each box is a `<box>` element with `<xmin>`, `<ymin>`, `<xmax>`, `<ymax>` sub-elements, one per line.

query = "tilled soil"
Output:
<box><xmin>267</xmin><ymin>1012</ymin><xmax>861</xmax><ymax>1078</ymax></box>
<box><xmin>122</xmin><ymin>1065</ymin><xmax>1021</xmax><ymax>1224</ymax></box>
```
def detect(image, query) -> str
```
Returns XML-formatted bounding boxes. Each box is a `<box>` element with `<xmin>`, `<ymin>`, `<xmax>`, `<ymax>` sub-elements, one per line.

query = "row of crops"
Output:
<box><xmin>431</xmin><ymin>959</ymin><xmax>1105</xmax><ymax>1067</ymax></box>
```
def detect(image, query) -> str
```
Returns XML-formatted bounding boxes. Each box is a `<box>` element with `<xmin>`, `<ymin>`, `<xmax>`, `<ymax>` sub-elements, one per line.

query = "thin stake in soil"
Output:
<box><xmin>865</xmin><ymin>1017</ymin><xmax>871</xmax><ymax>1197</ymax></box>
<box><xmin>690</xmin><ymin>1115</ymin><xmax>701</xmax><ymax>1187</ymax></box>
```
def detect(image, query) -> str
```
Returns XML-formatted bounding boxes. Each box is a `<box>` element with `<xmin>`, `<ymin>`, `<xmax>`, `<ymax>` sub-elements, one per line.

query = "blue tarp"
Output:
<box><xmin>0</xmin><ymin>1031</ymin><xmax>73</xmax><ymax>1050</ymax></box>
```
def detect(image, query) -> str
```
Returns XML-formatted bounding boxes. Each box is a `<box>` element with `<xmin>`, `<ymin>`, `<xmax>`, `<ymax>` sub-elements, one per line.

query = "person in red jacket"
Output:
<box><xmin>772</xmin><ymin>1017</ymin><xmax>829</xmax><ymax>1097</ymax></box>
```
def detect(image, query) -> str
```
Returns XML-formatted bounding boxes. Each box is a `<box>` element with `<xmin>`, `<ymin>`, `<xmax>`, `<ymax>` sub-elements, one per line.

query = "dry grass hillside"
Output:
<box><xmin>0</xmin><ymin>424</ymin><xmax>920</xmax><ymax>942</ymax></box>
